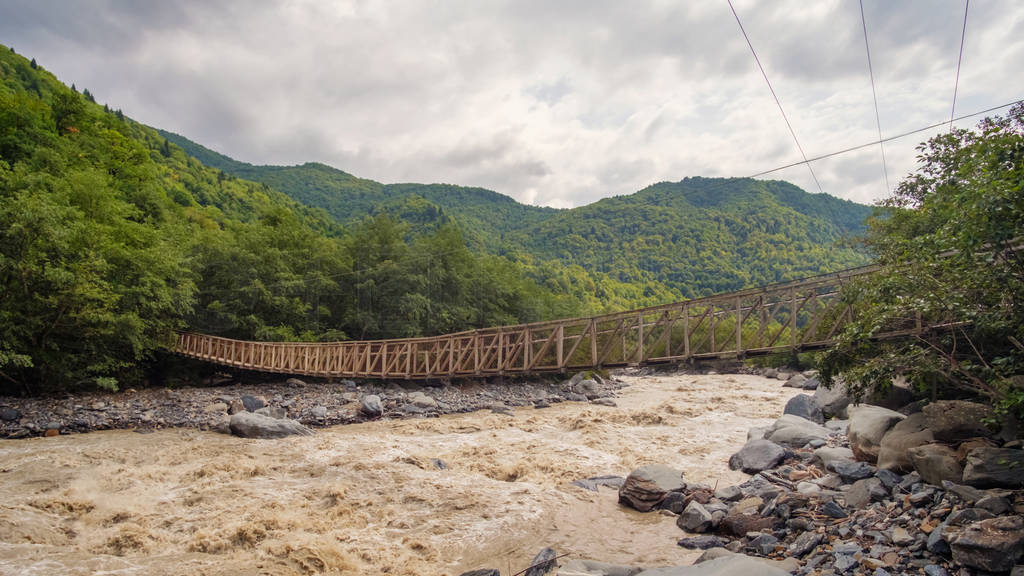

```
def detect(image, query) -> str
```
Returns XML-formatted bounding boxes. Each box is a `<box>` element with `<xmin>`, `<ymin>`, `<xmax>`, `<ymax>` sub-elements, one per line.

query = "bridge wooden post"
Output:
<box><xmin>637</xmin><ymin>312</ymin><xmax>644</xmax><ymax>363</ymax></box>
<box><xmin>736</xmin><ymin>296</ymin><xmax>742</xmax><ymax>353</ymax></box>
<box><xmin>589</xmin><ymin>319</ymin><xmax>598</xmax><ymax>366</ymax></box>
<box><xmin>683</xmin><ymin>305</ymin><xmax>690</xmax><ymax>358</ymax></box>
<box><xmin>790</xmin><ymin>287</ymin><xmax>798</xmax><ymax>348</ymax></box>
<box><xmin>556</xmin><ymin>325</ymin><xmax>564</xmax><ymax>370</ymax></box>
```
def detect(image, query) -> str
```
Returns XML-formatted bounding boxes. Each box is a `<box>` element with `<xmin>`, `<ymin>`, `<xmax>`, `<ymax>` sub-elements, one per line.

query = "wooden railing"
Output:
<box><xmin>175</xmin><ymin>264</ymin><xmax>911</xmax><ymax>379</ymax></box>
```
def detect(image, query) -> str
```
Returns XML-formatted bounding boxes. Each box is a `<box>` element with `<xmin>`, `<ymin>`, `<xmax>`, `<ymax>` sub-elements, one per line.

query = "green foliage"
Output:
<box><xmin>819</xmin><ymin>104</ymin><xmax>1024</xmax><ymax>426</ymax></box>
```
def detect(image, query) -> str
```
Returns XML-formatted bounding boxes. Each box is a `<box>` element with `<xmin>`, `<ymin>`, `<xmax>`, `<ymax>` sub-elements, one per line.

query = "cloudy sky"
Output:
<box><xmin>2</xmin><ymin>0</ymin><xmax>1022</xmax><ymax>207</ymax></box>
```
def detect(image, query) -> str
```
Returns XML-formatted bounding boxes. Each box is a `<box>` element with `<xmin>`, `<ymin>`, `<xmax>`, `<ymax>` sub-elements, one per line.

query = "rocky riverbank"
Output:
<box><xmin>0</xmin><ymin>370</ymin><xmax>632</xmax><ymax>439</ymax></box>
<box><xmin>459</xmin><ymin>373</ymin><xmax>1024</xmax><ymax>576</ymax></box>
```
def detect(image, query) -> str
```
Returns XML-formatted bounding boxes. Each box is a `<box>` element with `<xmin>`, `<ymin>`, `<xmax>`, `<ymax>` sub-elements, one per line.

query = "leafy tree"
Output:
<box><xmin>819</xmin><ymin>104</ymin><xmax>1024</xmax><ymax>425</ymax></box>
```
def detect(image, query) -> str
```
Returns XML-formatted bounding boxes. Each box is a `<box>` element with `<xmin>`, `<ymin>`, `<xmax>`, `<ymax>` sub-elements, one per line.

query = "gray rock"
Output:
<box><xmin>824</xmin><ymin>418</ymin><xmax>849</xmax><ymax>433</ymax></box>
<box><xmin>635</xmin><ymin>555</ymin><xmax>791</xmax><ymax>576</ymax></box>
<box><xmin>524</xmin><ymin>547</ymin><xmax>558</xmax><ymax>576</ymax></box>
<box><xmin>922</xmin><ymin>566</ymin><xmax>950</xmax><ymax>576</ymax></box>
<box><xmin>228</xmin><ymin>412</ymin><xmax>314</xmax><ymax>439</ymax></box>
<box><xmin>941</xmin><ymin>480</ymin><xmax>987</xmax><ymax>503</ymax></box>
<box><xmin>678</xmin><ymin>501</ymin><xmax>714</xmax><ymax>533</ymax></box>
<box><xmin>874</xmin><ymin>468</ymin><xmax>902</xmax><ymax>489</ymax></box>
<box><xmin>745</xmin><ymin>533</ymin><xmax>779</xmax><ymax>556</ymax></box>
<box><xmin>618</xmin><ymin>465</ymin><xmax>686</xmax><ymax>512</ymax></box>
<box><xmin>728</xmin><ymin>439</ymin><xmax>786</xmax><ymax>474</ymax></box>
<box><xmin>311</xmin><ymin>405</ymin><xmax>328</xmax><ymax>419</ymax></box>
<box><xmin>591</xmin><ymin>398</ymin><xmax>617</xmax><ymax>407</ymax></box>
<box><xmin>430</xmin><ymin>458</ymin><xmax>448</xmax><ymax>470</ymax></box>
<box><xmin>813</xmin><ymin>382</ymin><xmax>851</xmax><ymax>419</ymax></box>
<box><xmin>678</xmin><ymin>535</ymin><xmax>731</xmax><ymax>550</ymax></box>
<box><xmin>908</xmin><ymin>444</ymin><xmax>964</xmax><ymax>486</ymax></box>
<box><xmin>285</xmin><ymin>377</ymin><xmax>306</xmax><ymax>387</ymax></box>
<box><xmin>784</xmin><ymin>373</ymin><xmax>808</xmax><ymax>388</ymax></box>
<box><xmin>408</xmin><ymin>391</ymin><xmax>438</xmax><ymax>409</ymax></box>
<box><xmin>962</xmin><ymin>447</ymin><xmax>1024</xmax><ymax>488</ymax></box>
<box><xmin>360</xmin><ymin>394</ymin><xmax>383</xmax><ymax>417</ymax></box>
<box><xmin>564</xmin><ymin>392</ymin><xmax>589</xmax><ymax>402</ymax></box>
<box><xmin>813</xmin><ymin>446</ymin><xmax>856</xmax><ymax>469</ymax></box>
<box><xmin>578</xmin><ymin>379</ymin><xmax>600</xmax><ymax>398</ymax></box>
<box><xmin>0</xmin><ymin>406</ymin><xmax>22</xmax><ymax>421</ymax></box>
<box><xmin>746</xmin><ymin>426</ymin><xmax>768</xmax><ymax>442</ymax></box>
<box><xmin>714</xmin><ymin>485</ymin><xmax>743</xmax><ymax>502</ymax></box>
<box><xmin>784</xmin><ymin>394</ymin><xmax>824</xmax><ymax>425</ymax></box>
<box><xmin>877</xmin><ymin>412</ymin><xmax>934</xmax><ymax>472</ymax></box>
<box><xmin>889</xmin><ymin>526</ymin><xmax>914</xmax><ymax>546</ymax></box>
<box><xmin>927</xmin><ymin>523</ymin><xmax>952</xmax><ymax>555</ymax></box>
<box><xmin>922</xmin><ymin>400</ymin><xmax>995</xmax><ymax>443</ymax></box>
<box><xmin>975</xmin><ymin>495</ymin><xmax>1012</xmax><ymax>514</ymax></box>
<box><xmin>845</xmin><ymin>477</ymin><xmax>887</xmax><ymax>509</ymax></box>
<box><xmin>788</xmin><ymin>532</ymin><xmax>824</xmax><ymax>557</ymax></box>
<box><xmin>801</xmin><ymin>376</ymin><xmax>820</xmax><ymax>390</ymax></box>
<box><xmin>848</xmin><ymin>405</ymin><xmax>905</xmax><ymax>463</ymax></box>
<box><xmin>254</xmin><ymin>406</ymin><xmax>287</xmax><ymax>419</ymax></box>
<box><xmin>572</xmin><ymin>475</ymin><xmax>626</xmax><ymax>492</ymax></box>
<box><xmin>658</xmin><ymin>491</ymin><xmax>687</xmax><ymax>514</ymax></box>
<box><xmin>241</xmin><ymin>394</ymin><xmax>266</xmax><ymax>412</ymax></box>
<box><xmin>459</xmin><ymin>570</ymin><xmax>499</xmax><ymax>576</ymax></box>
<box><xmin>766</xmin><ymin>414</ymin><xmax>831</xmax><ymax>447</ymax></box>
<box><xmin>947</xmin><ymin>515</ymin><xmax>1024</xmax><ymax>572</ymax></box>
<box><xmin>833</xmin><ymin>460</ymin><xmax>876</xmax><ymax>483</ymax></box>
<box><xmin>559</xmin><ymin>559</ymin><xmax>643</xmax><ymax>576</ymax></box>
<box><xmin>822</xmin><ymin>500</ymin><xmax>848</xmax><ymax>518</ymax></box>
<box><xmin>763</xmin><ymin>368</ymin><xmax>778</xmax><ymax>379</ymax></box>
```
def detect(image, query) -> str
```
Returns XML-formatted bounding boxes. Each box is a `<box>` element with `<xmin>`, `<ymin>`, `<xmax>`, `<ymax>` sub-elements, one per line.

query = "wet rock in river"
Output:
<box><xmin>677</xmin><ymin>501</ymin><xmax>714</xmax><ymax>533</ymax></box>
<box><xmin>228</xmin><ymin>411</ymin><xmax>313</xmax><ymax>438</ymax></box>
<box><xmin>618</xmin><ymin>465</ymin><xmax>686</xmax><ymax>512</ymax></box>
<box><xmin>241</xmin><ymin>394</ymin><xmax>266</xmax><ymax>412</ymax></box>
<box><xmin>523</xmin><ymin>547</ymin><xmax>558</xmax><ymax>576</ymax></box>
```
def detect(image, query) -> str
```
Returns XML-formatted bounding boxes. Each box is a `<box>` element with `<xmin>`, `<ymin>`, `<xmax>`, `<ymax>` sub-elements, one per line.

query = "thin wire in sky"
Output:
<box><xmin>747</xmin><ymin>98</ymin><xmax>1021</xmax><ymax>178</ymax></box>
<box><xmin>950</xmin><ymin>0</ymin><xmax>970</xmax><ymax>131</ymax></box>
<box><xmin>726</xmin><ymin>0</ymin><xmax>824</xmax><ymax>194</ymax></box>
<box><xmin>859</xmin><ymin>0</ymin><xmax>890</xmax><ymax>195</ymax></box>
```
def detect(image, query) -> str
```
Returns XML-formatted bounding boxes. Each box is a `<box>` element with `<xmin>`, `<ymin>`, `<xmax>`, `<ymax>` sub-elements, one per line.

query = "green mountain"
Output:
<box><xmin>161</xmin><ymin>131</ymin><xmax>873</xmax><ymax>301</ymax></box>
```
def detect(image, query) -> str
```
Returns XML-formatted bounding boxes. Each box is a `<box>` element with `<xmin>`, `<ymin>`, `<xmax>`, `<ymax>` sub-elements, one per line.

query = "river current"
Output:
<box><xmin>0</xmin><ymin>373</ymin><xmax>799</xmax><ymax>575</ymax></box>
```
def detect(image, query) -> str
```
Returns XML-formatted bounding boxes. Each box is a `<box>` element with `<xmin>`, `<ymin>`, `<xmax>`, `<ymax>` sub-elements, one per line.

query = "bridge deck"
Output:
<box><xmin>175</xmin><ymin>265</ymin><xmax>914</xmax><ymax>379</ymax></box>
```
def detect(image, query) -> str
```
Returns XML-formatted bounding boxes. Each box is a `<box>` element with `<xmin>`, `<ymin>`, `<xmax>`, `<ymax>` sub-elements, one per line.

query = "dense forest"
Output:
<box><xmin>163</xmin><ymin>130</ymin><xmax>872</xmax><ymax>302</ymax></box>
<box><xmin>1</xmin><ymin>46</ymin><xmax>871</xmax><ymax>393</ymax></box>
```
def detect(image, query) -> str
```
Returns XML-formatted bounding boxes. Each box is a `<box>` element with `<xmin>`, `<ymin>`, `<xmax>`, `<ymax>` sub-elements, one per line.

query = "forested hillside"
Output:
<box><xmin>0</xmin><ymin>47</ymin><xmax>584</xmax><ymax>393</ymax></box>
<box><xmin>162</xmin><ymin>132</ymin><xmax>873</xmax><ymax>299</ymax></box>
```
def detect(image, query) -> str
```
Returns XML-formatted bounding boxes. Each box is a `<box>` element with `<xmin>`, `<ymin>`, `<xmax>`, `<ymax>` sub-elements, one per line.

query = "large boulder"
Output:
<box><xmin>765</xmin><ymin>414</ymin><xmax>831</xmax><ymax>448</ymax></box>
<box><xmin>921</xmin><ymin>400</ymin><xmax>995</xmax><ymax>443</ymax></box>
<box><xmin>962</xmin><ymin>447</ymin><xmax>1024</xmax><ymax>488</ymax></box>
<box><xmin>635</xmin><ymin>555</ymin><xmax>791</xmax><ymax>576</ymax></box>
<box><xmin>559</xmin><ymin>559</ymin><xmax>643</xmax><ymax>576</ymax></box>
<box><xmin>229</xmin><ymin>412</ymin><xmax>314</xmax><ymax>439</ymax></box>
<box><xmin>877</xmin><ymin>412</ymin><xmax>935</xmax><ymax>472</ymax></box>
<box><xmin>618</xmin><ymin>465</ymin><xmax>685</xmax><ymax>512</ymax></box>
<box><xmin>947</xmin><ymin>516</ymin><xmax>1024</xmax><ymax>573</ymax></box>
<box><xmin>813</xmin><ymin>382</ymin><xmax>850</xmax><ymax>419</ymax></box>
<box><xmin>783</xmin><ymin>394</ymin><xmax>824</xmax><ymax>425</ymax></box>
<box><xmin>908</xmin><ymin>444</ymin><xmax>964</xmax><ymax>486</ymax></box>
<box><xmin>847</xmin><ymin>405</ymin><xmax>905</xmax><ymax>463</ymax></box>
<box><xmin>728</xmin><ymin>438</ymin><xmax>786</xmax><ymax>474</ymax></box>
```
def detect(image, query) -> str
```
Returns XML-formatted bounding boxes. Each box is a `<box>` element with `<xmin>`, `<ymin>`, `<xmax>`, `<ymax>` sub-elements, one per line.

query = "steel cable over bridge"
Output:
<box><xmin>175</xmin><ymin>264</ymin><xmax>924</xmax><ymax>380</ymax></box>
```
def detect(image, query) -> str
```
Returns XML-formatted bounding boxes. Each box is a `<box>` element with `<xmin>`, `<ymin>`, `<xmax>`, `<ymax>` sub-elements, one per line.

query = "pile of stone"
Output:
<box><xmin>620</xmin><ymin>384</ymin><xmax>1024</xmax><ymax>575</ymax></box>
<box><xmin>0</xmin><ymin>370</ymin><xmax>624</xmax><ymax>438</ymax></box>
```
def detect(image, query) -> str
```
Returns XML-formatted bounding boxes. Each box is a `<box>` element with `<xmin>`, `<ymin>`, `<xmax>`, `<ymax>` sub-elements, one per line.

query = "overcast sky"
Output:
<box><xmin>2</xmin><ymin>0</ymin><xmax>1022</xmax><ymax>207</ymax></box>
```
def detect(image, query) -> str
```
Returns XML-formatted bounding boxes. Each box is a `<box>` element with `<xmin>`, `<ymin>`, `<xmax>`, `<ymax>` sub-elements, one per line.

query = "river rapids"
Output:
<box><xmin>0</xmin><ymin>373</ymin><xmax>800</xmax><ymax>575</ymax></box>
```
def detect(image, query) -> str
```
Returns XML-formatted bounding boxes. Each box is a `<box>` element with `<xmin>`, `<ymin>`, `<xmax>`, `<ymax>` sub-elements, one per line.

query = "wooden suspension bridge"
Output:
<box><xmin>175</xmin><ymin>264</ymin><xmax>923</xmax><ymax>380</ymax></box>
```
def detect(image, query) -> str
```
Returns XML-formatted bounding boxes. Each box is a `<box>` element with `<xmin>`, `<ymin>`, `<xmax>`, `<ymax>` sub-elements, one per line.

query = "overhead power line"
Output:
<box><xmin>950</xmin><ymin>0</ymin><xmax>970</xmax><ymax>131</ymax></box>
<box><xmin>859</xmin><ymin>0</ymin><xmax>891</xmax><ymax>195</ymax></box>
<box><xmin>746</xmin><ymin>98</ymin><xmax>1022</xmax><ymax>179</ymax></box>
<box><xmin>726</xmin><ymin>0</ymin><xmax>824</xmax><ymax>194</ymax></box>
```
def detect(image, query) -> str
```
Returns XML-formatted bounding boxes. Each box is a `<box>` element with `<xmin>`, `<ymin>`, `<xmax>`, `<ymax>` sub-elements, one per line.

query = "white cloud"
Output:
<box><xmin>2</xmin><ymin>0</ymin><xmax>1021</xmax><ymax>207</ymax></box>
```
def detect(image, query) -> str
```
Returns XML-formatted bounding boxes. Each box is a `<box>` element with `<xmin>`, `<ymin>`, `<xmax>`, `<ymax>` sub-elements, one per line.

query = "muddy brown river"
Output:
<box><xmin>0</xmin><ymin>373</ymin><xmax>799</xmax><ymax>575</ymax></box>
